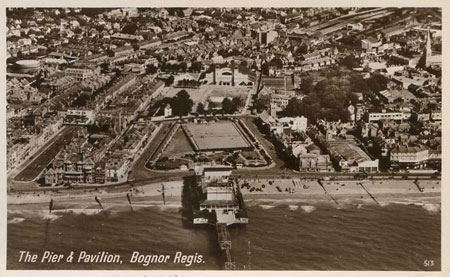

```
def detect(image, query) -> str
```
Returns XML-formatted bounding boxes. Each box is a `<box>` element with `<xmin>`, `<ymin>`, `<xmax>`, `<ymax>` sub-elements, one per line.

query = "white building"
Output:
<box><xmin>202</xmin><ymin>67</ymin><xmax>250</xmax><ymax>86</ymax></box>
<box><xmin>269</xmin><ymin>90</ymin><xmax>297</xmax><ymax>117</ymax></box>
<box><xmin>196</xmin><ymin>166</ymin><xmax>233</xmax><ymax>184</ymax></box>
<box><xmin>270</xmin><ymin>93</ymin><xmax>292</xmax><ymax>109</ymax></box>
<box><xmin>164</xmin><ymin>104</ymin><xmax>172</xmax><ymax>117</ymax></box>
<box><xmin>347</xmin><ymin>22</ymin><xmax>364</xmax><ymax>31</ymax></box>
<box><xmin>361</xmin><ymin>37</ymin><xmax>382</xmax><ymax>50</ymax></box>
<box><xmin>431</xmin><ymin>110</ymin><xmax>441</xmax><ymax>121</ymax></box>
<box><xmin>206</xmin><ymin>186</ymin><xmax>234</xmax><ymax>201</ymax></box>
<box><xmin>269</xmin><ymin>116</ymin><xmax>308</xmax><ymax>136</ymax></box>
<box><xmin>65</xmin><ymin>67</ymin><xmax>95</xmax><ymax>81</ymax></box>
<box><xmin>250</xmin><ymin>22</ymin><xmax>279</xmax><ymax>45</ymax></box>
<box><xmin>368</xmin><ymin>111</ymin><xmax>404</xmax><ymax>122</ymax></box>
<box><xmin>278</xmin><ymin>116</ymin><xmax>308</xmax><ymax>133</ymax></box>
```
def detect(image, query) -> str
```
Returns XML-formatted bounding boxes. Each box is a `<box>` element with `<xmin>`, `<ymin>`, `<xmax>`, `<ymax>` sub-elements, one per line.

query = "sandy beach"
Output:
<box><xmin>239</xmin><ymin>178</ymin><xmax>440</xmax><ymax>196</ymax></box>
<box><xmin>7</xmin><ymin>178</ymin><xmax>440</xmax><ymax>212</ymax></box>
<box><xmin>7</xmin><ymin>180</ymin><xmax>183</xmax><ymax>208</ymax></box>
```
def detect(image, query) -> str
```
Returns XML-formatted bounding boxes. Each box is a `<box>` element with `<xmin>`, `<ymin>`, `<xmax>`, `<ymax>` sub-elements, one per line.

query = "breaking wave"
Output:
<box><xmin>259</xmin><ymin>205</ymin><xmax>275</xmax><ymax>210</ymax></box>
<box><xmin>418</xmin><ymin>203</ymin><xmax>440</xmax><ymax>214</ymax></box>
<box><xmin>301</xmin><ymin>205</ymin><xmax>316</xmax><ymax>213</ymax></box>
<box><xmin>42</xmin><ymin>213</ymin><xmax>62</xmax><ymax>222</ymax></box>
<box><xmin>8</xmin><ymin>217</ymin><xmax>25</xmax><ymax>224</ymax></box>
<box><xmin>56</xmin><ymin>209</ymin><xmax>104</xmax><ymax>216</ymax></box>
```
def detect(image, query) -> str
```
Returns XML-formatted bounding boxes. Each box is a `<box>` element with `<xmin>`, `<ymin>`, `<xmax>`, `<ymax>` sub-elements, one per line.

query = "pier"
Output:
<box><xmin>190</xmin><ymin>166</ymin><xmax>248</xmax><ymax>270</ymax></box>
<box><xmin>216</xmin><ymin>223</ymin><xmax>235</xmax><ymax>269</ymax></box>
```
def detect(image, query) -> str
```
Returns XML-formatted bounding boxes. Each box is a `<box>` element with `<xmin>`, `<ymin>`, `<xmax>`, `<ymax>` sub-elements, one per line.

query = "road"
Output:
<box><xmin>7</xmin><ymin>115</ymin><xmax>440</xmax><ymax>194</ymax></box>
<box><xmin>129</xmin><ymin>122</ymin><xmax>176</xmax><ymax>180</ymax></box>
<box><xmin>239</xmin><ymin>116</ymin><xmax>287</xmax><ymax>171</ymax></box>
<box><xmin>7</xmin><ymin>168</ymin><xmax>438</xmax><ymax>194</ymax></box>
<box><xmin>231</xmin><ymin>170</ymin><xmax>440</xmax><ymax>180</ymax></box>
<box><xmin>12</xmin><ymin>126</ymin><xmax>77</xmax><ymax>182</ymax></box>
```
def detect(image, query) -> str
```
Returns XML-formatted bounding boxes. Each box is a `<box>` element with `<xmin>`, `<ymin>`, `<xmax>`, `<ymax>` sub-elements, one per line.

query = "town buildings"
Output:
<box><xmin>6</xmin><ymin>8</ymin><xmax>442</xmax><ymax>184</ymax></box>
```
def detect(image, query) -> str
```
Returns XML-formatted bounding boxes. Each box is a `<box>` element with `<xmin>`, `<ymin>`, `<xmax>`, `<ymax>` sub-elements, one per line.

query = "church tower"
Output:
<box><xmin>418</xmin><ymin>30</ymin><xmax>432</xmax><ymax>69</ymax></box>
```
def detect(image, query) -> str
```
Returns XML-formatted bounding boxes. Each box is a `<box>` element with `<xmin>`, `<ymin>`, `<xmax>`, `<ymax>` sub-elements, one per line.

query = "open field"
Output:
<box><xmin>163</xmin><ymin>85</ymin><xmax>250</xmax><ymax>112</ymax></box>
<box><xmin>207</xmin><ymin>86</ymin><xmax>250</xmax><ymax>98</ymax></box>
<box><xmin>164</xmin><ymin>87</ymin><xmax>208</xmax><ymax>107</ymax></box>
<box><xmin>161</xmin><ymin>128</ymin><xmax>194</xmax><ymax>158</ymax></box>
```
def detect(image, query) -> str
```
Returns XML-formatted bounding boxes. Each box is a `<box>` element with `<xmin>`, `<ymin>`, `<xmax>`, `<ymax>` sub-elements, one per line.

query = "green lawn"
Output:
<box><xmin>161</xmin><ymin>128</ymin><xmax>194</xmax><ymax>158</ymax></box>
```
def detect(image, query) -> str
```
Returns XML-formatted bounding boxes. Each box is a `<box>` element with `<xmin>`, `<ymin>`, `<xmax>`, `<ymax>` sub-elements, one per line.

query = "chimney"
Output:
<box><xmin>212</xmin><ymin>63</ymin><xmax>216</xmax><ymax>84</ymax></box>
<box><xmin>231</xmin><ymin>61</ymin><xmax>235</xmax><ymax>86</ymax></box>
<box><xmin>284</xmin><ymin>75</ymin><xmax>287</xmax><ymax>91</ymax></box>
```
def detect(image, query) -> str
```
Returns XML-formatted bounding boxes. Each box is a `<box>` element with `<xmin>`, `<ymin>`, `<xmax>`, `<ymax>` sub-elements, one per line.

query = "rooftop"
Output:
<box><xmin>326</xmin><ymin>139</ymin><xmax>373</xmax><ymax>164</ymax></box>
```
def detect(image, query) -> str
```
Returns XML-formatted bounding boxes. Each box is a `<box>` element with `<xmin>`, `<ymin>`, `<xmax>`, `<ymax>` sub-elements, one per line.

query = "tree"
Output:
<box><xmin>283</xmin><ymin>70</ymin><xmax>361</xmax><ymax>123</ymax></box>
<box><xmin>197</xmin><ymin>103</ymin><xmax>205</xmax><ymax>114</ymax></box>
<box><xmin>122</xmin><ymin>23</ymin><xmax>138</xmax><ymax>34</ymax></box>
<box><xmin>222</xmin><ymin>97</ymin><xmax>233</xmax><ymax>114</ymax></box>
<box><xmin>209</xmin><ymin>101</ymin><xmax>217</xmax><ymax>110</ymax></box>
<box><xmin>72</xmin><ymin>93</ymin><xmax>89</xmax><ymax>107</ymax></box>
<box><xmin>261</xmin><ymin>62</ymin><xmax>269</xmax><ymax>76</ymax></box>
<box><xmin>73</xmin><ymin>27</ymin><xmax>83</xmax><ymax>34</ymax></box>
<box><xmin>190</xmin><ymin>61</ymin><xmax>202</xmax><ymax>72</ymax></box>
<box><xmin>269</xmin><ymin>57</ymin><xmax>283</xmax><ymax>69</ymax></box>
<box><xmin>301</xmin><ymin>76</ymin><xmax>314</xmax><ymax>94</ymax></box>
<box><xmin>165</xmin><ymin>75</ymin><xmax>174</xmax><ymax>86</ymax></box>
<box><xmin>299</xmin><ymin>95</ymin><xmax>322</xmax><ymax>123</ymax></box>
<box><xmin>347</xmin><ymin>92</ymin><xmax>360</xmax><ymax>105</ymax></box>
<box><xmin>340</xmin><ymin>55</ymin><xmax>361</xmax><ymax>69</ymax></box>
<box><xmin>367</xmin><ymin>74</ymin><xmax>389</xmax><ymax>92</ymax></box>
<box><xmin>80</xmin><ymin>8</ymin><xmax>104</xmax><ymax>18</ymax></box>
<box><xmin>146</xmin><ymin>64</ymin><xmax>158</xmax><ymax>74</ymax></box>
<box><xmin>232</xmin><ymin>97</ymin><xmax>244</xmax><ymax>112</ymax></box>
<box><xmin>100</xmin><ymin>62</ymin><xmax>110</xmax><ymax>72</ymax></box>
<box><xmin>314</xmin><ymin>79</ymin><xmax>329</xmax><ymax>95</ymax></box>
<box><xmin>171</xmin><ymin>90</ymin><xmax>193</xmax><ymax>116</ymax></box>
<box><xmin>285</xmin><ymin>97</ymin><xmax>303</xmax><ymax>117</ymax></box>
<box><xmin>350</xmin><ymin>74</ymin><xmax>369</xmax><ymax>93</ymax></box>
<box><xmin>176</xmin><ymin>90</ymin><xmax>190</xmax><ymax>99</ymax></box>
<box><xmin>180</xmin><ymin>62</ymin><xmax>187</xmax><ymax>72</ymax></box>
<box><xmin>95</xmin><ymin>25</ymin><xmax>105</xmax><ymax>33</ymax></box>
<box><xmin>255</xmin><ymin>94</ymin><xmax>271</xmax><ymax>112</ymax></box>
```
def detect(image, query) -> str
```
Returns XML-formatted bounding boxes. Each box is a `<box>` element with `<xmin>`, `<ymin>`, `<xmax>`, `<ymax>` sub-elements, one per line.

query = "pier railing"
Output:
<box><xmin>216</xmin><ymin>223</ymin><xmax>235</xmax><ymax>270</ymax></box>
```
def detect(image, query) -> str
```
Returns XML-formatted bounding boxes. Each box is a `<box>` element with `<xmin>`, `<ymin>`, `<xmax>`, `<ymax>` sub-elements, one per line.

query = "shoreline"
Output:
<box><xmin>7</xmin><ymin>190</ymin><xmax>441</xmax><ymax>225</ymax></box>
<box><xmin>7</xmin><ymin>178</ymin><xmax>441</xmax><ymax>210</ymax></box>
<box><xmin>7</xmin><ymin>193</ymin><xmax>441</xmax><ymax>225</ymax></box>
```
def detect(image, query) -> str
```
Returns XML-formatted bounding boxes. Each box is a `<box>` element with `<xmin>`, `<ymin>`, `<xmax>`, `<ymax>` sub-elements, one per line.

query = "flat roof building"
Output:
<box><xmin>325</xmin><ymin>139</ymin><xmax>378</xmax><ymax>172</ymax></box>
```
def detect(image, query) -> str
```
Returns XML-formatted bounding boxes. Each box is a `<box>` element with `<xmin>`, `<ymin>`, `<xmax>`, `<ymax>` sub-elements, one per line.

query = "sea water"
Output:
<box><xmin>7</xmin><ymin>201</ymin><xmax>440</xmax><ymax>270</ymax></box>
